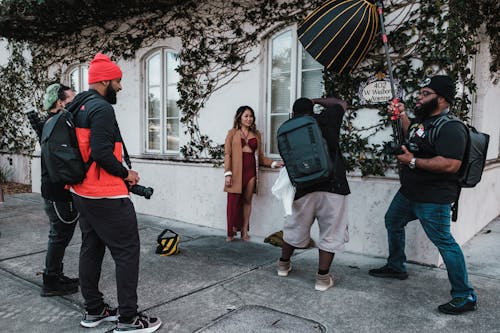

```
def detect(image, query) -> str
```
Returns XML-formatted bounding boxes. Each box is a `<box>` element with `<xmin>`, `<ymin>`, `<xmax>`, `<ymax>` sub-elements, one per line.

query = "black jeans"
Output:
<box><xmin>72</xmin><ymin>194</ymin><xmax>140</xmax><ymax>318</ymax></box>
<box><xmin>43</xmin><ymin>199</ymin><xmax>78</xmax><ymax>276</ymax></box>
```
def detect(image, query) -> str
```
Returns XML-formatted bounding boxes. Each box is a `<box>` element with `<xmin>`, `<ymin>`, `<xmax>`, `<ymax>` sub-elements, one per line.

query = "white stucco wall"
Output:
<box><xmin>473</xmin><ymin>35</ymin><xmax>500</xmax><ymax>160</ymax></box>
<box><xmin>0</xmin><ymin>154</ymin><xmax>31</xmax><ymax>184</ymax></box>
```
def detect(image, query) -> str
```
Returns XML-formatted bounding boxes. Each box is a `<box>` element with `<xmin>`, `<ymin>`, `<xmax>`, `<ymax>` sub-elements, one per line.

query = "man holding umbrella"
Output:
<box><xmin>368</xmin><ymin>75</ymin><xmax>477</xmax><ymax>315</ymax></box>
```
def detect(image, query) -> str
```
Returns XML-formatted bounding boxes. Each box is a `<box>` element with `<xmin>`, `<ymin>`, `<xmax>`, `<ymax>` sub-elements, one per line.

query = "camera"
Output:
<box><xmin>129</xmin><ymin>184</ymin><xmax>154</xmax><ymax>199</ymax></box>
<box><xmin>26</xmin><ymin>110</ymin><xmax>45</xmax><ymax>136</ymax></box>
<box><xmin>384</xmin><ymin>141</ymin><xmax>419</xmax><ymax>155</ymax></box>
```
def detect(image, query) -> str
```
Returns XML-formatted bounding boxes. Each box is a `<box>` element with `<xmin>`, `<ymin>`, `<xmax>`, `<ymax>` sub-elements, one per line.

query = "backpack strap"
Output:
<box><xmin>116</xmin><ymin>124</ymin><xmax>132</xmax><ymax>169</ymax></box>
<box><xmin>40</xmin><ymin>111</ymin><xmax>64</xmax><ymax>143</ymax></box>
<box><xmin>428</xmin><ymin>114</ymin><xmax>468</xmax><ymax>222</ymax></box>
<box><xmin>69</xmin><ymin>94</ymin><xmax>98</xmax><ymax>170</ymax></box>
<box><xmin>451</xmin><ymin>187</ymin><xmax>461</xmax><ymax>222</ymax></box>
<box><xmin>428</xmin><ymin>114</ymin><xmax>456</xmax><ymax>144</ymax></box>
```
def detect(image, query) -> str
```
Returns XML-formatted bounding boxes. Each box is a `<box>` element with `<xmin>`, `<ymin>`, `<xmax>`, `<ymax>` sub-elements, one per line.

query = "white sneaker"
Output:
<box><xmin>80</xmin><ymin>304</ymin><xmax>118</xmax><ymax>328</ymax></box>
<box><xmin>315</xmin><ymin>273</ymin><xmax>334</xmax><ymax>291</ymax></box>
<box><xmin>114</xmin><ymin>313</ymin><xmax>162</xmax><ymax>333</ymax></box>
<box><xmin>277</xmin><ymin>260</ymin><xmax>292</xmax><ymax>277</ymax></box>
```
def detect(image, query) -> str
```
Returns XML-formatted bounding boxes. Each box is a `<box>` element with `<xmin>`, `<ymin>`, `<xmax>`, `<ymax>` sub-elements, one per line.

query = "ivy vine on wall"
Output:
<box><xmin>0</xmin><ymin>0</ymin><xmax>498</xmax><ymax>176</ymax></box>
<box><xmin>0</xmin><ymin>42</ymin><xmax>36</xmax><ymax>154</ymax></box>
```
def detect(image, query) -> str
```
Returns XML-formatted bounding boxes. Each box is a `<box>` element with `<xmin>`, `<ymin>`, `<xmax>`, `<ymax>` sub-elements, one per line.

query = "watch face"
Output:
<box><xmin>409</xmin><ymin>158</ymin><xmax>416</xmax><ymax>169</ymax></box>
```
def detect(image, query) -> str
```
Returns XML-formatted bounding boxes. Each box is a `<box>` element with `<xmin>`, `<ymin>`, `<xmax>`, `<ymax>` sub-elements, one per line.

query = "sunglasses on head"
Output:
<box><xmin>418</xmin><ymin>77</ymin><xmax>431</xmax><ymax>88</ymax></box>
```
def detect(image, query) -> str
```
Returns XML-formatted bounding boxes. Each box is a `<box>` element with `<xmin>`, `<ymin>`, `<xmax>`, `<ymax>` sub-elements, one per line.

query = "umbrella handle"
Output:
<box><xmin>376</xmin><ymin>2</ymin><xmax>397</xmax><ymax>99</ymax></box>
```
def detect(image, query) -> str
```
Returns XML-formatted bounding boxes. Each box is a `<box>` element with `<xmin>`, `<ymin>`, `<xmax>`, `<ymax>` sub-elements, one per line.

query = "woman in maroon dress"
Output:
<box><xmin>223</xmin><ymin>106</ymin><xmax>283</xmax><ymax>241</ymax></box>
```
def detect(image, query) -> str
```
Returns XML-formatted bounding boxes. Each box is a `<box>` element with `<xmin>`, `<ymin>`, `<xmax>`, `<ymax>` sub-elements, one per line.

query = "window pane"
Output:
<box><xmin>166</xmin><ymin>52</ymin><xmax>180</xmax><ymax>83</ymax></box>
<box><xmin>301</xmin><ymin>47</ymin><xmax>322</xmax><ymax>70</ymax></box>
<box><xmin>148</xmin><ymin>54</ymin><xmax>161</xmax><ymax>86</ymax></box>
<box><xmin>166</xmin><ymin>85</ymin><xmax>179</xmax><ymax>118</ymax></box>
<box><xmin>82</xmin><ymin>67</ymin><xmax>89</xmax><ymax>91</ymax></box>
<box><xmin>271</xmin><ymin>31</ymin><xmax>292</xmax><ymax>74</ymax></box>
<box><xmin>271</xmin><ymin>73</ymin><xmax>291</xmax><ymax>114</ymax></box>
<box><xmin>148</xmin><ymin>86</ymin><xmax>161</xmax><ymax>118</ymax></box>
<box><xmin>301</xmin><ymin>69</ymin><xmax>323</xmax><ymax>99</ymax></box>
<box><xmin>70</xmin><ymin>69</ymin><xmax>79</xmax><ymax>93</ymax></box>
<box><xmin>148</xmin><ymin>119</ymin><xmax>160</xmax><ymax>150</ymax></box>
<box><xmin>166</xmin><ymin>118</ymin><xmax>179</xmax><ymax>151</ymax></box>
<box><xmin>270</xmin><ymin>114</ymin><xmax>290</xmax><ymax>154</ymax></box>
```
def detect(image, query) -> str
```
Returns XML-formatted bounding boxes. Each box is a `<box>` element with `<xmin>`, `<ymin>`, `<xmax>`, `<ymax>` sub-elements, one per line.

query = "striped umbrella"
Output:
<box><xmin>298</xmin><ymin>0</ymin><xmax>379</xmax><ymax>74</ymax></box>
<box><xmin>299</xmin><ymin>1</ymin><xmax>405</xmax><ymax>146</ymax></box>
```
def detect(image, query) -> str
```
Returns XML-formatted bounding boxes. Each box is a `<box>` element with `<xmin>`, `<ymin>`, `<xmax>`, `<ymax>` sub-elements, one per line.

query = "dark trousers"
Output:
<box><xmin>43</xmin><ymin>199</ymin><xmax>77</xmax><ymax>276</ymax></box>
<box><xmin>72</xmin><ymin>194</ymin><xmax>140</xmax><ymax>318</ymax></box>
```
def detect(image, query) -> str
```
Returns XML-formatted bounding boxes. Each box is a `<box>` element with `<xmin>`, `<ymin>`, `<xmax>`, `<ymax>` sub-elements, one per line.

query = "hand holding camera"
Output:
<box><xmin>125</xmin><ymin>169</ymin><xmax>140</xmax><ymax>185</ymax></box>
<box><xmin>124</xmin><ymin>169</ymin><xmax>154</xmax><ymax>199</ymax></box>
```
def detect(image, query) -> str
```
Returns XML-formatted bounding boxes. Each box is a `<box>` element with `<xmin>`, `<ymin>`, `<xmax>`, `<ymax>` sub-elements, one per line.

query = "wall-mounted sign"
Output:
<box><xmin>358</xmin><ymin>72</ymin><xmax>404</xmax><ymax>105</ymax></box>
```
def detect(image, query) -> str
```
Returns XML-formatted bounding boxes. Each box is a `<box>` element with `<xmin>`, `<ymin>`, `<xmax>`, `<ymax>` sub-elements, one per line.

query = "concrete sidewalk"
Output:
<box><xmin>0</xmin><ymin>193</ymin><xmax>499</xmax><ymax>333</ymax></box>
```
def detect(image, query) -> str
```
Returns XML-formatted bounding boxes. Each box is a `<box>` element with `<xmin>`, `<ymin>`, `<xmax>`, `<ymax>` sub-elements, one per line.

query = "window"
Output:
<box><xmin>266</xmin><ymin>28</ymin><xmax>324</xmax><ymax>154</ymax></box>
<box><xmin>145</xmin><ymin>49</ymin><xmax>180</xmax><ymax>153</ymax></box>
<box><xmin>68</xmin><ymin>65</ymin><xmax>89</xmax><ymax>94</ymax></box>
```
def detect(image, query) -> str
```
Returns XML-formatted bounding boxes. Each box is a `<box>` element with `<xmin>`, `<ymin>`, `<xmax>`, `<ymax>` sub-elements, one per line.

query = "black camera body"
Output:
<box><xmin>26</xmin><ymin>110</ymin><xmax>45</xmax><ymax>137</ymax></box>
<box><xmin>129</xmin><ymin>184</ymin><xmax>154</xmax><ymax>199</ymax></box>
<box><xmin>384</xmin><ymin>141</ymin><xmax>419</xmax><ymax>155</ymax></box>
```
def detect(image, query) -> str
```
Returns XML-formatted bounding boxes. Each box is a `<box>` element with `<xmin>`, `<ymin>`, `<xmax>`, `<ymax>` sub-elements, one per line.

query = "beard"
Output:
<box><xmin>104</xmin><ymin>84</ymin><xmax>117</xmax><ymax>104</ymax></box>
<box><xmin>414</xmin><ymin>97</ymin><xmax>438</xmax><ymax>119</ymax></box>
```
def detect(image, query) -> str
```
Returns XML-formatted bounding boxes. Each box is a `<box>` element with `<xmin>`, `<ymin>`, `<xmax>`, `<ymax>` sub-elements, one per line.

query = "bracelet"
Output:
<box><xmin>224</xmin><ymin>171</ymin><xmax>233</xmax><ymax>177</ymax></box>
<box><xmin>271</xmin><ymin>161</ymin><xmax>278</xmax><ymax>169</ymax></box>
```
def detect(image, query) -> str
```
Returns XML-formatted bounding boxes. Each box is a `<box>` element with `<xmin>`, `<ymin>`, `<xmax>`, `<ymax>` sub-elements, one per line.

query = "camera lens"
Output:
<box><xmin>129</xmin><ymin>184</ymin><xmax>154</xmax><ymax>199</ymax></box>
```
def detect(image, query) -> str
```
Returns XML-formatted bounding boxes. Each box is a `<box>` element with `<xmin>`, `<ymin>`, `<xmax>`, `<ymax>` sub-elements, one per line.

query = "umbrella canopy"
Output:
<box><xmin>298</xmin><ymin>0</ymin><xmax>379</xmax><ymax>73</ymax></box>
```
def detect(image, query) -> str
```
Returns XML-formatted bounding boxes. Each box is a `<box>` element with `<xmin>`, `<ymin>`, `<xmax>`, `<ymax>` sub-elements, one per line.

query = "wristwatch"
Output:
<box><xmin>409</xmin><ymin>157</ymin><xmax>417</xmax><ymax>170</ymax></box>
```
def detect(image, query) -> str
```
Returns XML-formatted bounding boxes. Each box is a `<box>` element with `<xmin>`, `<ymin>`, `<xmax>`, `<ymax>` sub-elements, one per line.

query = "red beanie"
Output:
<box><xmin>88</xmin><ymin>53</ymin><xmax>122</xmax><ymax>84</ymax></box>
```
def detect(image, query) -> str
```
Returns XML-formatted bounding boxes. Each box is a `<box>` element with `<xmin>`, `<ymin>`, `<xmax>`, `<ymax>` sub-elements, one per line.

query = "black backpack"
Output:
<box><xmin>428</xmin><ymin>115</ymin><xmax>490</xmax><ymax>221</ymax></box>
<box><xmin>41</xmin><ymin>96</ymin><xmax>95</xmax><ymax>184</ymax></box>
<box><xmin>277</xmin><ymin>115</ymin><xmax>333</xmax><ymax>189</ymax></box>
<box><xmin>428</xmin><ymin>115</ymin><xmax>490</xmax><ymax>188</ymax></box>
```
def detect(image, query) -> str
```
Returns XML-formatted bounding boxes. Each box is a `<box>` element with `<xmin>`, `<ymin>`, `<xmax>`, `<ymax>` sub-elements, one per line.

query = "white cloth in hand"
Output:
<box><xmin>271</xmin><ymin>167</ymin><xmax>295</xmax><ymax>216</ymax></box>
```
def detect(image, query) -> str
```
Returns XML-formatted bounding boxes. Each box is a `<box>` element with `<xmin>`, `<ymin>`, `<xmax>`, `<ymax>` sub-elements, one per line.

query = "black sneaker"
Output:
<box><xmin>438</xmin><ymin>295</ymin><xmax>477</xmax><ymax>315</ymax></box>
<box><xmin>368</xmin><ymin>265</ymin><xmax>409</xmax><ymax>280</ymax></box>
<box><xmin>114</xmin><ymin>313</ymin><xmax>162</xmax><ymax>333</ymax></box>
<box><xmin>58</xmin><ymin>273</ymin><xmax>79</xmax><ymax>286</ymax></box>
<box><xmin>80</xmin><ymin>304</ymin><xmax>119</xmax><ymax>328</ymax></box>
<box><xmin>41</xmin><ymin>273</ymin><xmax>79</xmax><ymax>297</ymax></box>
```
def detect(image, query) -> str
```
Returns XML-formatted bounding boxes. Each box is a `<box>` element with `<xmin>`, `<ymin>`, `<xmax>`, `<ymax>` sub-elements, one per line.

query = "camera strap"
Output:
<box><xmin>116</xmin><ymin>125</ymin><xmax>132</xmax><ymax>169</ymax></box>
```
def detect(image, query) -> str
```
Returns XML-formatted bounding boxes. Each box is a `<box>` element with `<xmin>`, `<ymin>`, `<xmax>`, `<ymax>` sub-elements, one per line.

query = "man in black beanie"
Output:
<box><xmin>368</xmin><ymin>74</ymin><xmax>477</xmax><ymax>314</ymax></box>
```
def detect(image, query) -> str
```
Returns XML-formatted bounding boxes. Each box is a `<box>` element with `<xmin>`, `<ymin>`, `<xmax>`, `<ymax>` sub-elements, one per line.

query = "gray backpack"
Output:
<box><xmin>429</xmin><ymin>115</ymin><xmax>489</xmax><ymax>188</ymax></box>
<box><xmin>277</xmin><ymin>115</ymin><xmax>333</xmax><ymax>189</ymax></box>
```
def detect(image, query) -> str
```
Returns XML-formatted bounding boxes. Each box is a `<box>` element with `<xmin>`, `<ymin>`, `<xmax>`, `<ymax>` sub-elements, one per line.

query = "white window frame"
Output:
<box><xmin>265</xmin><ymin>26</ymin><xmax>324</xmax><ymax>156</ymax></box>
<box><xmin>143</xmin><ymin>48</ymin><xmax>181</xmax><ymax>155</ymax></box>
<box><xmin>67</xmin><ymin>65</ymin><xmax>89</xmax><ymax>94</ymax></box>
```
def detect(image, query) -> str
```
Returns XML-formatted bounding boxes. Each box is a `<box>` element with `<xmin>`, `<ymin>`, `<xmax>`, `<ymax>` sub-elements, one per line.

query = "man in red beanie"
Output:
<box><xmin>67</xmin><ymin>53</ymin><xmax>162</xmax><ymax>333</ymax></box>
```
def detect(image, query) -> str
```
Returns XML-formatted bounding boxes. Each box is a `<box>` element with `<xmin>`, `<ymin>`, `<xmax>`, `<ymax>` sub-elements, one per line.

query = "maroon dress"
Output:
<box><xmin>226</xmin><ymin>138</ymin><xmax>257</xmax><ymax>237</ymax></box>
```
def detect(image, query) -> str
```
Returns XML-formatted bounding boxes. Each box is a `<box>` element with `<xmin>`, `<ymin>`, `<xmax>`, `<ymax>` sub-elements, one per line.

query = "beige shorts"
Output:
<box><xmin>283</xmin><ymin>191</ymin><xmax>349</xmax><ymax>252</ymax></box>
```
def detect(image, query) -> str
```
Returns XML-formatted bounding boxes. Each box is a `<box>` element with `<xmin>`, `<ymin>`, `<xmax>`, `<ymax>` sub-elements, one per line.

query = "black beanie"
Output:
<box><xmin>422</xmin><ymin>75</ymin><xmax>456</xmax><ymax>104</ymax></box>
<box><xmin>293</xmin><ymin>98</ymin><xmax>314</xmax><ymax>116</ymax></box>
